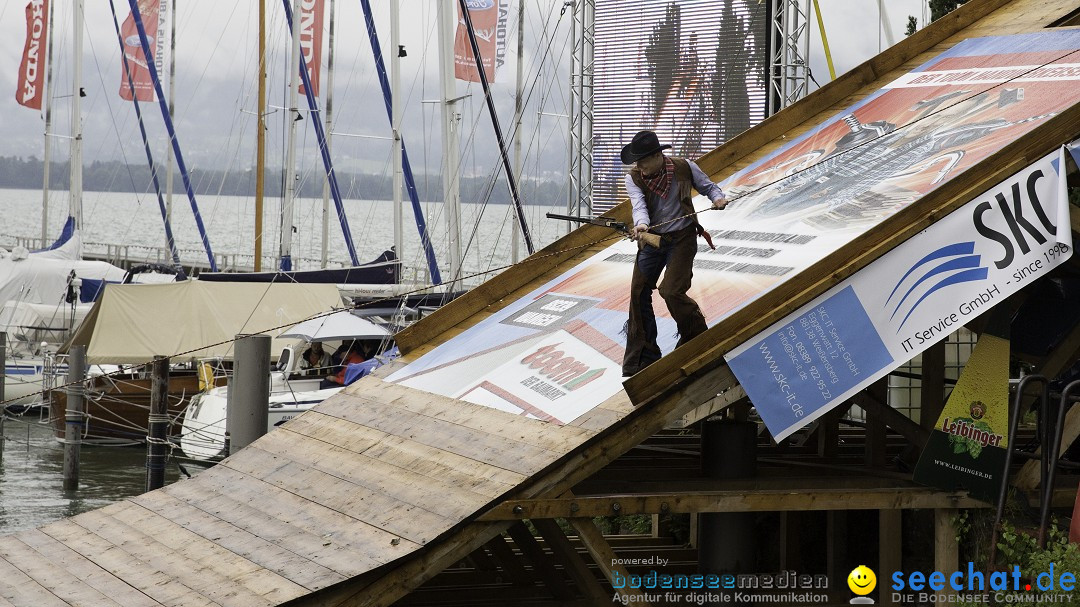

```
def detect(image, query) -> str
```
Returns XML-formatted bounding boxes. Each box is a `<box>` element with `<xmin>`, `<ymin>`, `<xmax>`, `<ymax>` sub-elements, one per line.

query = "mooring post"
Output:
<box><xmin>63</xmin><ymin>345</ymin><xmax>87</xmax><ymax>491</ymax></box>
<box><xmin>0</xmin><ymin>331</ymin><xmax>6</xmax><ymax>462</ymax></box>
<box><xmin>227</xmin><ymin>334</ymin><xmax>271</xmax><ymax>456</ymax></box>
<box><xmin>146</xmin><ymin>355</ymin><xmax>169</xmax><ymax>491</ymax></box>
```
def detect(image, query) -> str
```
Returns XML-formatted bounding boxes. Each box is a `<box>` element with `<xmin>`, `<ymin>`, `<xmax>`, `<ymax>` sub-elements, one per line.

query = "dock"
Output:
<box><xmin>2</xmin><ymin>0</ymin><xmax>1080</xmax><ymax>605</ymax></box>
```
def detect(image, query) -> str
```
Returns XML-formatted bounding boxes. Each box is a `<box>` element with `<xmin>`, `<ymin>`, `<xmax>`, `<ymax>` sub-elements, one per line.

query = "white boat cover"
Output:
<box><xmin>64</xmin><ymin>280</ymin><xmax>344</xmax><ymax>363</ymax></box>
<box><xmin>0</xmin><ymin>301</ymin><xmax>94</xmax><ymax>345</ymax></box>
<box><xmin>0</xmin><ymin>248</ymin><xmax>126</xmax><ymax>307</ymax></box>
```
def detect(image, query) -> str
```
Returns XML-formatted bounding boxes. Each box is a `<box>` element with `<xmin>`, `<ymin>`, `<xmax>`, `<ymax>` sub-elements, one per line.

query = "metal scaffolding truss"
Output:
<box><xmin>568</xmin><ymin>0</ymin><xmax>594</xmax><ymax>218</ymax></box>
<box><xmin>769</xmin><ymin>0</ymin><xmax>811</xmax><ymax>114</ymax></box>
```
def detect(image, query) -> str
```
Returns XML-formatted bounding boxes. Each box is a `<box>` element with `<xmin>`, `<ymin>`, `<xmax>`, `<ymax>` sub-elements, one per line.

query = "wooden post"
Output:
<box><xmin>63</xmin><ymin>345</ymin><xmax>87</xmax><ymax>491</ymax></box>
<box><xmin>879</xmin><ymin>509</ymin><xmax>902</xmax><ymax>607</ymax></box>
<box><xmin>920</xmin><ymin>341</ymin><xmax>946</xmax><ymax>429</ymax></box>
<box><xmin>569</xmin><ymin>518</ymin><xmax>653</xmax><ymax>606</ymax></box>
<box><xmin>935</xmin><ymin>509</ymin><xmax>958</xmax><ymax>604</ymax></box>
<box><xmin>227</xmin><ymin>334</ymin><xmax>271</xmax><ymax>455</ymax></box>
<box><xmin>145</xmin><ymin>356</ymin><xmax>169</xmax><ymax>492</ymax></box>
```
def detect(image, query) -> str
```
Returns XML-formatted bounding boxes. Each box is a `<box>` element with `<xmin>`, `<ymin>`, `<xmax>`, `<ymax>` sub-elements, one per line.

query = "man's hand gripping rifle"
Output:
<box><xmin>545</xmin><ymin>212</ymin><xmax>662</xmax><ymax>248</ymax></box>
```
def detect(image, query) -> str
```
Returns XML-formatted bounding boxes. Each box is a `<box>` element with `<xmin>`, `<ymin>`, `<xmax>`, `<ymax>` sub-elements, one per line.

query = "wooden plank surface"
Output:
<box><xmin>16</xmin><ymin>528</ymin><xmax>159</xmax><ymax>607</ymax></box>
<box><xmin>129</xmin><ymin>490</ymin><xmax>345</xmax><ymax>592</ymax></box>
<box><xmin>0</xmin><ymin>552</ymin><xmax>71</xmax><ymax>607</ymax></box>
<box><xmin>0</xmin><ymin>534</ymin><xmax>126</xmax><ymax>607</ymax></box>
<box><xmin>163</xmin><ymin>466</ymin><xmax>420</xmax><ymax>575</ymax></box>
<box><xmin>41</xmin><ymin>518</ymin><xmax>220</xmax><ymax>607</ymax></box>
<box><xmin>4</xmin><ymin>5</ymin><xmax>1079</xmax><ymax>607</ymax></box>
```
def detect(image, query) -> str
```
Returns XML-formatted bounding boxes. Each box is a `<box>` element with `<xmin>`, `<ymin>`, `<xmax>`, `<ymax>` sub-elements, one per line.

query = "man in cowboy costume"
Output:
<box><xmin>621</xmin><ymin>130</ymin><xmax>727</xmax><ymax>377</ymax></box>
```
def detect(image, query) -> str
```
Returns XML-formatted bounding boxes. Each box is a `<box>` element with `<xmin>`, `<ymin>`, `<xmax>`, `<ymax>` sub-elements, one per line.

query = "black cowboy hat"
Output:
<box><xmin>620</xmin><ymin>130</ymin><xmax>672</xmax><ymax>164</ymax></box>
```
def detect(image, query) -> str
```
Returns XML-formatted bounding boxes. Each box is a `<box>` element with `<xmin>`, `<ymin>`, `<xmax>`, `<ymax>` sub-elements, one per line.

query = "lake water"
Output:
<box><xmin>0</xmin><ymin>186</ymin><xmax>571</xmax><ymax>534</ymax></box>
<box><xmin>0</xmin><ymin>188</ymin><xmax>568</xmax><ymax>281</ymax></box>
<box><xmin>0</xmin><ymin>412</ymin><xmax>183</xmax><ymax>534</ymax></box>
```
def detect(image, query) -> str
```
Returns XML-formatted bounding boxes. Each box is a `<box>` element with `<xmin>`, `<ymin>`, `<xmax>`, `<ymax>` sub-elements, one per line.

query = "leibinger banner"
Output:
<box><xmin>726</xmin><ymin>147</ymin><xmax>1073</xmax><ymax>441</ymax></box>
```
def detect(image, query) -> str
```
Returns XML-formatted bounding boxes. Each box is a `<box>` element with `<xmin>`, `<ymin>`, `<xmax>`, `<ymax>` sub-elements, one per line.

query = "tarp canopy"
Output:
<box><xmin>64</xmin><ymin>280</ymin><xmax>344</xmax><ymax>364</ymax></box>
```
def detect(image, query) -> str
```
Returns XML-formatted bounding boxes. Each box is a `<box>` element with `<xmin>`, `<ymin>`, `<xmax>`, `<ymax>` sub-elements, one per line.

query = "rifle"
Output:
<box><xmin>545</xmin><ymin>212</ymin><xmax>661</xmax><ymax>248</ymax></box>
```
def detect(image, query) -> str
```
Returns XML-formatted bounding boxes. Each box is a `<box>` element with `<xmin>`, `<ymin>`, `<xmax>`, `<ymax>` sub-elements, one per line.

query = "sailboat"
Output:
<box><xmin>2</xmin><ymin>0</ymin><xmax>129</xmax><ymax>409</ymax></box>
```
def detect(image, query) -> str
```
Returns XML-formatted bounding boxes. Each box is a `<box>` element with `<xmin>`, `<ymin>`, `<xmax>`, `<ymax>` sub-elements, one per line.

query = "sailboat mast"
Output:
<box><xmin>281</xmin><ymin>0</ymin><xmax>303</xmax><ymax>271</ymax></box>
<box><xmin>165</xmin><ymin>0</ymin><xmax>176</xmax><ymax>224</ymax></box>
<box><xmin>71</xmin><ymin>0</ymin><xmax>84</xmax><ymax>232</ymax></box>
<box><xmin>391</xmin><ymin>0</ymin><xmax>404</xmax><ymax>266</ymax></box>
<box><xmin>320</xmin><ymin>0</ymin><xmax>336</xmax><ymax>269</ymax></box>
<box><xmin>437</xmin><ymin>0</ymin><xmax>461</xmax><ymax>287</ymax></box>
<box><xmin>255</xmin><ymin>0</ymin><xmax>267</xmax><ymax>272</ymax></box>
<box><xmin>511</xmin><ymin>0</ymin><xmax>524</xmax><ymax>264</ymax></box>
<box><xmin>41</xmin><ymin>0</ymin><xmax>56</xmax><ymax>243</ymax></box>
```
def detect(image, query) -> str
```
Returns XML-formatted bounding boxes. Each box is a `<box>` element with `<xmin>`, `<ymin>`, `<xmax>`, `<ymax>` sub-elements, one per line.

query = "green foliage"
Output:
<box><xmin>929</xmin><ymin>0</ymin><xmax>970</xmax><ymax>22</ymax></box>
<box><xmin>954</xmin><ymin>513</ymin><xmax>1080</xmax><ymax>607</ymax></box>
<box><xmin>905</xmin><ymin>15</ymin><xmax>918</xmax><ymax>37</ymax></box>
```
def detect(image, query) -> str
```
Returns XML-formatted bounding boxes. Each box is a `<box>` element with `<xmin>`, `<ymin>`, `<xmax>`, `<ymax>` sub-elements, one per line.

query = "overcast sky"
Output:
<box><xmin>0</xmin><ymin>0</ymin><xmax>927</xmax><ymax>188</ymax></box>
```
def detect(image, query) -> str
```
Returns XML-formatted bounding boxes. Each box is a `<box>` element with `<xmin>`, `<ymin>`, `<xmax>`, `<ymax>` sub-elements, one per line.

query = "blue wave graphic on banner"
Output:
<box><xmin>887</xmin><ymin>242</ymin><xmax>988</xmax><ymax>331</ymax></box>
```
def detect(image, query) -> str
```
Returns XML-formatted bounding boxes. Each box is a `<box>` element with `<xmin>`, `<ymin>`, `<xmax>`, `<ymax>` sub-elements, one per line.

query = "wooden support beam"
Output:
<box><xmin>879</xmin><ymin>510</ymin><xmax>902</xmax><ymax>607</ymax></box>
<box><xmin>779</xmin><ymin>512</ymin><xmax>802</xmax><ymax>571</ymax></box>
<box><xmin>505</xmin><ymin>522</ymin><xmax>576</xmax><ymax>601</ymax></box>
<box><xmin>935</xmin><ymin>509</ymin><xmax>959</xmax><ymax>604</ymax></box>
<box><xmin>920</xmin><ymin>342</ymin><xmax>947</xmax><ymax>430</ymax></box>
<box><xmin>826</xmin><ymin>511</ymin><xmax>849</xmax><ymax>604</ymax></box>
<box><xmin>568</xmin><ymin>518</ymin><xmax>652</xmax><ymax>606</ymax></box>
<box><xmin>479</xmin><ymin>487</ymin><xmax>986</xmax><ymax>521</ymax></box>
<box><xmin>484</xmin><ymin>533</ymin><xmax>534</xmax><ymax>587</ymax></box>
<box><xmin>817</xmin><ymin>405</ymin><xmax>848</xmax><ymax>458</ymax></box>
<box><xmin>532</xmin><ymin>518</ymin><xmax>610</xmax><ymax>604</ymax></box>
<box><xmin>669</xmin><ymin>385</ymin><xmax>747</xmax><ymax>429</ymax></box>
<box><xmin>863</xmin><ymin>379</ymin><xmax>889</xmax><ymax>468</ymax></box>
<box><xmin>860</xmin><ymin>386</ymin><xmax>929</xmax><ymax>450</ymax></box>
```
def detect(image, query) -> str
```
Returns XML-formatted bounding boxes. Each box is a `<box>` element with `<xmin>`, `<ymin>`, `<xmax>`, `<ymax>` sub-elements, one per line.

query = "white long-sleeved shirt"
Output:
<box><xmin>625</xmin><ymin>159</ymin><xmax>724</xmax><ymax>234</ymax></box>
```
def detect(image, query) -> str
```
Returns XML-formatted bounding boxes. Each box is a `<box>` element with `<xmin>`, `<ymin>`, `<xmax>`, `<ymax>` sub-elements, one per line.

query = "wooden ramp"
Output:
<box><xmin>3</xmin><ymin>0</ymin><xmax>1080</xmax><ymax>605</ymax></box>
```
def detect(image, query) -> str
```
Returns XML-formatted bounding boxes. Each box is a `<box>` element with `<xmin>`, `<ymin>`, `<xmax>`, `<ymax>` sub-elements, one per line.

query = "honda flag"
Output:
<box><xmin>119</xmin><ymin>0</ymin><xmax>160</xmax><ymax>101</ymax></box>
<box><xmin>298</xmin><ymin>0</ymin><xmax>325</xmax><ymax>97</ymax></box>
<box><xmin>16</xmin><ymin>0</ymin><xmax>49</xmax><ymax>110</ymax></box>
<box><xmin>454</xmin><ymin>0</ymin><xmax>509</xmax><ymax>83</ymax></box>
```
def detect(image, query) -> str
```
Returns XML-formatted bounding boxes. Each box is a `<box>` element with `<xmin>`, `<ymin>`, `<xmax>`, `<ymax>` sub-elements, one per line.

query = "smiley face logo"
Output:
<box><xmin>848</xmin><ymin>565</ymin><xmax>877</xmax><ymax>595</ymax></box>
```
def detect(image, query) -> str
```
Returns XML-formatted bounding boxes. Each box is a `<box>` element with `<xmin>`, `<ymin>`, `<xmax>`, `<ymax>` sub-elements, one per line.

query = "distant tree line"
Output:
<box><xmin>0</xmin><ymin>155</ymin><xmax>567</xmax><ymax>206</ymax></box>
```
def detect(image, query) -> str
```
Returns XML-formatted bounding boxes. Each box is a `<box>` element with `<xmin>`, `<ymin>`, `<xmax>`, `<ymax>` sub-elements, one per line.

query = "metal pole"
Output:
<box><xmin>0</xmin><ymin>332</ymin><xmax>6</xmax><ymax>462</ymax></box>
<box><xmin>165</xmin><ymin>0</ymin><xmax>176</xmax><ymax>225</ymax></box>
<box><xmin>511</xmin><ymin>0</ymin><xmax>525</xmax><ymax>264</ymax></box>
<box><xmin>255</xmin><ymin>0</ymin><xmax>267</xmax><ymax>271</ymax></box>
<box><xmin>391</xmin><ymin>0</ymin><xmax>404</xmax><ymax>266</ymax></box>
<box><xmin>41</xmin><ymin>0</ymin><xmax>56</xmax><ymax>244</ymax></box>
<box><xmin>438</xmin><ymin>0</ymin><xmax>462</xmax><ymax>287</ymax></box>
<box><xmin>63</xmin><ymin>345</ymin><xmax>87</xmax><ymax>491</ymax></box>
<box><xmin>280</xmin><ymin>0</ymin><xmax>304</xmax><ymax>271</ymax></box>
<box><xmin>226</xmin><ymin>334</ymin><xmax>271</xmax><ymax>455</ymax></box>
<box><xmin>71</xmin><ymin>0</ymin><xmax>85</xmax><ymax>231</ymax></box>
<box><xmin>321</xmin><ymin>0</ymin><xmax>337</xmax><ymax>269</ymax></box>
<box><xmin>146</xmin><ymin>356</ymin><xmax>169</xmax><ymax>491</ymax></box>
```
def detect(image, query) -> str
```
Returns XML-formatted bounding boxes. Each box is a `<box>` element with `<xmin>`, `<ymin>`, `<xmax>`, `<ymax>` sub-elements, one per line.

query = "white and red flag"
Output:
<box><xmin>298</xmin><ymin>0</ymin><xmax>325</xmax><ymax>97</ymax></box>
<box><xmin>454</xmin><ymin>0</ymin><xmax>508</xmax><ymax>83</ymax></box>
<box><xmin>119</xmin><ymin>0</ymin><xmax>160</xmax><ymax>102</ymax></box>
<box><xmin>16</xmin><ymin>0</ymin><xmax>49</xmax><ymax>110</ymax></box>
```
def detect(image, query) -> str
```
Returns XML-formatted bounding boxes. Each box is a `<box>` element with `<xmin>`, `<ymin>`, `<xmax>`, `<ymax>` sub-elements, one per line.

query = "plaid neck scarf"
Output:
<box><xmin>642</xmin><ymin>157</ymin><xmax>675</xmax><ymax>199</ymax></box>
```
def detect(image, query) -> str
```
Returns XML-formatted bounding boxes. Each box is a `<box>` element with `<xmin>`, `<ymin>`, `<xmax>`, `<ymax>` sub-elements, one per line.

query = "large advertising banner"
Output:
<box><xmin>453</xmin><ymin>0</ymin><xmax>508</xmax><ymax>83</ymax></box>
<box><xmin>118</xmin><ymin>0</ymin><xmax>161</xmax><ymax>102</ymax></box>
<box><xmin>726</xmin><ymin>148</ymin><xmax>1073</xmax><ymax>440</ymax></box>
<box><xmin>390</xmin><ymin>31</ymin><xmax>1080</xmax><ymax>425</ymax></box>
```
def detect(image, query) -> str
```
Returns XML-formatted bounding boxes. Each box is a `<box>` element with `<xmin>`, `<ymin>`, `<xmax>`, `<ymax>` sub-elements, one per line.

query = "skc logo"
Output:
<box><xmin>885</xmin><ymin>242</ymin><xmax>987</xmax><ymax>331</ymax></box>
<box><xmin>465</xmin><ymin>0</ymin><xmax>495</xmax><ymax>8</ymax></box>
